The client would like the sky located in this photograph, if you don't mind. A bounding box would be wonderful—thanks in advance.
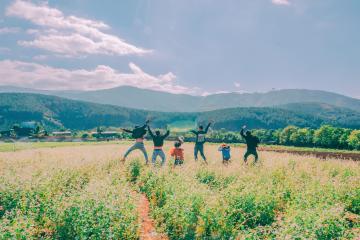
[0,0,359,98]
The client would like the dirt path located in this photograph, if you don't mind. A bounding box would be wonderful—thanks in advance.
[138,194,168,240]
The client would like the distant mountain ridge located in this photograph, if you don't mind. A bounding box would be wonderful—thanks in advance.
[1,85,359,112]
[0,93,359,131]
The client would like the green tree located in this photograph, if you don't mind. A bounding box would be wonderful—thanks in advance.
[271,129,281,144]
[81,133,89,139]
[280,126,299,145]
[252,129,273,143]
[289,128,313,147]
[313,125,342,148]
[347,130,360,150]
[338,129,351,149]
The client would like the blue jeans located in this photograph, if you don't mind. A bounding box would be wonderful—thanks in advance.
[152,149,166,166]
[124,142,148,163]
[194,144,206,161]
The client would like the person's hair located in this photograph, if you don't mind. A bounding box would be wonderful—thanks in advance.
[174,141,181,148]
[155,130,160,135]
[198,125,204,130]
[221,143,229,149]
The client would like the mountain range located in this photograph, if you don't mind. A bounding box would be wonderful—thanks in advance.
[1,85,359,112]
[0,92,359,131]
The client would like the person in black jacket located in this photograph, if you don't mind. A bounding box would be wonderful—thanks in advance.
[190,122,212,163]
[240,125,260,164]
[121,120,149,163]
[147,125,170,166]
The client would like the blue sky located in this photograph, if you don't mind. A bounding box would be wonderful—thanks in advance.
[0,0,359,98]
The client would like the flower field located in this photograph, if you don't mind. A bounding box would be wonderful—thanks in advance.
[0,144,138,239]
[1,142,359,239]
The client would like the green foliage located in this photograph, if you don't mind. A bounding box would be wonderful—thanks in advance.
[196,170,235,189]
[126,159,143,183]
[204,125,359,150]
[344,188,360,215]
[81,133,89,138]
[289,128,314,146]
[0,168,139,240]
[56,199,137,240]
[225,193,277,229]
[1,93,360,132]
[280,126,299,145]
[314,125,344,148]
[314,217,349,240]
[130,158,359,240]
[348,130,360,150]
[196,170,218,187]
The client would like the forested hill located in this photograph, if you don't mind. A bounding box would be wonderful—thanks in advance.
[0,93,360,131]
[1,86,359,112]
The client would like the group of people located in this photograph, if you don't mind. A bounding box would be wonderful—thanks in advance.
[120,120,260,166]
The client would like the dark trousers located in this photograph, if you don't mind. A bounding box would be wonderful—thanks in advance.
[194,144,206,161]
[244,149,258,163]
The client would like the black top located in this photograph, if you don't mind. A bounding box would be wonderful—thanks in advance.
[148,126,170,147]
[240,129,260,150]
[123,123,148,139]
[191,123,211,145]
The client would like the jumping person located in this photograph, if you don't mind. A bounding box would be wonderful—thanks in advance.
[121,120,150,163]
[147,125,170,166]
[218,143,231,164]
[240,125,260,164]
[190,122,212,163]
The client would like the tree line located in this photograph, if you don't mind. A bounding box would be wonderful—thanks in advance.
[2,122,359,150]
[176,125,360,150]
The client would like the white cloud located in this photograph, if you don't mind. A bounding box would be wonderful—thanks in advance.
[6,0,151,57]
[0,60,196,94]
[33,55,48,61]
[0,47,11,53]
[0,27,20,34]
[271,0,290,6]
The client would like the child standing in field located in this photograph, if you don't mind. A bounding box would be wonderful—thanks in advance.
[170,140,184,166]
[218,143,231,164]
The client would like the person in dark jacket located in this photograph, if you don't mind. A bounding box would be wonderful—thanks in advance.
[121,120,150,163]
[190,122,212,163]
[147,125,170,166]
[240,125,260,164]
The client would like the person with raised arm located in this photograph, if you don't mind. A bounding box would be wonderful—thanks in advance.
[121,120,150,163]
[240,125,260,164]
[190,121,212,163]
[147,125,170,166]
